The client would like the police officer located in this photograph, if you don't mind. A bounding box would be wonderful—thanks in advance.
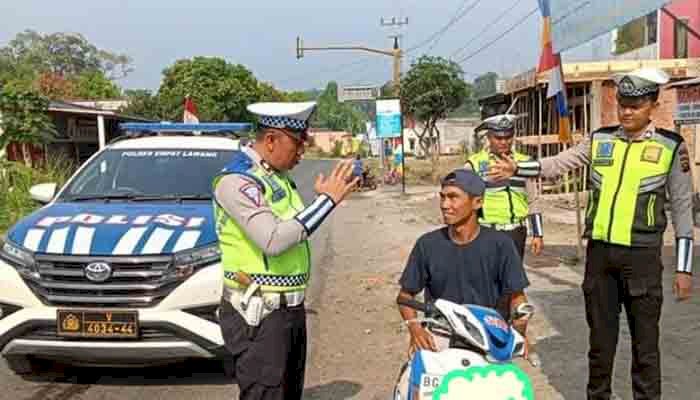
[213,101,358,400]
[489,68,694,400]
[465,114,544,260]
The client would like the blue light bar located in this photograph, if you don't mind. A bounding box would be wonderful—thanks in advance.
[119,122,253,133]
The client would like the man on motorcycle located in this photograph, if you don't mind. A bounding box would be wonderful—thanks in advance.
[396,168,531,354]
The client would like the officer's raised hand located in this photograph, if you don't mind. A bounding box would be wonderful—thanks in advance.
[315,160,359,204]
[674,273,693,301]
[487,154,517,181]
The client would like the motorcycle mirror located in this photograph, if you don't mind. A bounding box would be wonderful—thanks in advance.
[513,303,535,320]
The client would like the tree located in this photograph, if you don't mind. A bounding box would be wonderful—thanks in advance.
[312,82,367,134]
[3,30,132,79]
[401,55,468,160]
[72,71,122,99]
[448,82,479,118]
[0,87,56,165]
[157,57,262,122]
[473,72,499,100]
[34,72,77,99]
[120,89,164,120]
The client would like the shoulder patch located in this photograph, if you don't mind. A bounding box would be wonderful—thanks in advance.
[239,181,262,207]
[679,144,691,173]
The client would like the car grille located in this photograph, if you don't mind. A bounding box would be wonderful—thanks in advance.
[24,254,182,308]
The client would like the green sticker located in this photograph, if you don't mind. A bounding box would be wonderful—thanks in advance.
[432,364,535,400]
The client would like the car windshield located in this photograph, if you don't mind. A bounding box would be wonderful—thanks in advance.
[58,149,236,201]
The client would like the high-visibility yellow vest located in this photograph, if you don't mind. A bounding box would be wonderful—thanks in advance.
[468,150,531,224]
[213,151,310,292]
[585,126,681,247]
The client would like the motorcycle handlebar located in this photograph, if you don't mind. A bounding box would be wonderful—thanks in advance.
[397,298,434,315]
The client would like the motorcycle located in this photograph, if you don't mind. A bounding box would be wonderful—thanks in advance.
[393,298,536,400]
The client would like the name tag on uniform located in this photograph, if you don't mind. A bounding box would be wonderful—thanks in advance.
[593,158,614,166]
[596,142,615,158]
[641,145,662,163]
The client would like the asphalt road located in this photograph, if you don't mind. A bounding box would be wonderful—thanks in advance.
[0,159,337,400]
[531,244,700,400]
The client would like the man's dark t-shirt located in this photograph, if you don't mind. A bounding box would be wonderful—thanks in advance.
[399,227,529,313]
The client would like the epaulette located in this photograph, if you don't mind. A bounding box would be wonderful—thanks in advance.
[593,125,621,134]
[655,127,684,144]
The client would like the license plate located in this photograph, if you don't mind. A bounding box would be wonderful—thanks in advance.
[57,309,139,338]
[420,373,442,398]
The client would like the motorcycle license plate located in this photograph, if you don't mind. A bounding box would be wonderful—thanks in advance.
[420,374,442,398]
[57,309,139,338]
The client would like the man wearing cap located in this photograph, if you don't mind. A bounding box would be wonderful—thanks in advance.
[213,101,358,400]
[489,68,694,400]
[396,168,531,354]
[465,114,544,260]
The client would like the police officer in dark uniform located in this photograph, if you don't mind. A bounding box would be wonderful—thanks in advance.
[212,101,358,400]
[488,68,694,400]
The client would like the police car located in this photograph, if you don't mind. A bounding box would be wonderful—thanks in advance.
[0,123,251,374]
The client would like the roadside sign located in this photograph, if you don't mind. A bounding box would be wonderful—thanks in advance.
[375,99,402,138]
[676,85,700,123]
[338,85,380,102]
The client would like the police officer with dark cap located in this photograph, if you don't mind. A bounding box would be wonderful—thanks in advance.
[213,101,359,399]
[465,114,544,260]
[489,68,694,400]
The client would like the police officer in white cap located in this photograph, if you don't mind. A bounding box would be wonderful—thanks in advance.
[488,68,694,400]
[212,101,358,400]
[465,114,544,261]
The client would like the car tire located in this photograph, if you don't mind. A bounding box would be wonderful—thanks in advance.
[4,355,44,376]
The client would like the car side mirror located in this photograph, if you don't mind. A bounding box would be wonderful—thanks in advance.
[30,183,57,204]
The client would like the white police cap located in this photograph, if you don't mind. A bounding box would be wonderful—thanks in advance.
[613,68,670,98]
[475,114,516,137]
[247,101,317,133]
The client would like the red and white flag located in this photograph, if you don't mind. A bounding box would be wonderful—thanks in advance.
[183,95,199,123]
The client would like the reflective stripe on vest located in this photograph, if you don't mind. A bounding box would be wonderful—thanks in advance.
[586,130,678,247]
[469,150,531,224]
[213,153,311,292]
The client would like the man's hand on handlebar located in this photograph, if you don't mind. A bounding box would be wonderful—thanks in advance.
[407,322,437,354]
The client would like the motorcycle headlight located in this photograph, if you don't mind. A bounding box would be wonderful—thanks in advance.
[170,243,221,279]
[0,236,38,278]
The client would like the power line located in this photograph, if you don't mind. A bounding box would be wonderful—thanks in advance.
[406,0,482,54]
[449,0,523,61]
[455,7,538,65]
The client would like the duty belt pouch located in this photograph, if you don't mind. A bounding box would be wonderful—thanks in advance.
[227,284,279,328]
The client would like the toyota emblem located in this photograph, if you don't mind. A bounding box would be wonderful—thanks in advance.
[84,262,112,283]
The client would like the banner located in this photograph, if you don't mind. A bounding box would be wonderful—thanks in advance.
[550,0,671,53]
[375,99,402,138]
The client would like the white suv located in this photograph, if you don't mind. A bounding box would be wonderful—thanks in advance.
[0,124,248,374]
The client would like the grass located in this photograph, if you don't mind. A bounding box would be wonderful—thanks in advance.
[366,154,466,185]
[0,156,75,234]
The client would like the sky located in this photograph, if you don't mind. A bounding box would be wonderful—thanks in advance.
[0,0,610,92]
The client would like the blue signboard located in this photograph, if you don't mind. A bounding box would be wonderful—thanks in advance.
[376,99,402,138]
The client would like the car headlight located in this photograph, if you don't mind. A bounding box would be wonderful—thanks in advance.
[169,243,221,279]
[0,236,39,278]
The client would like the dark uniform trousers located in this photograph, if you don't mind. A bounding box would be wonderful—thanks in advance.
[503,226,528,261]
[220,296,307,400]
[583,240,663,400]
